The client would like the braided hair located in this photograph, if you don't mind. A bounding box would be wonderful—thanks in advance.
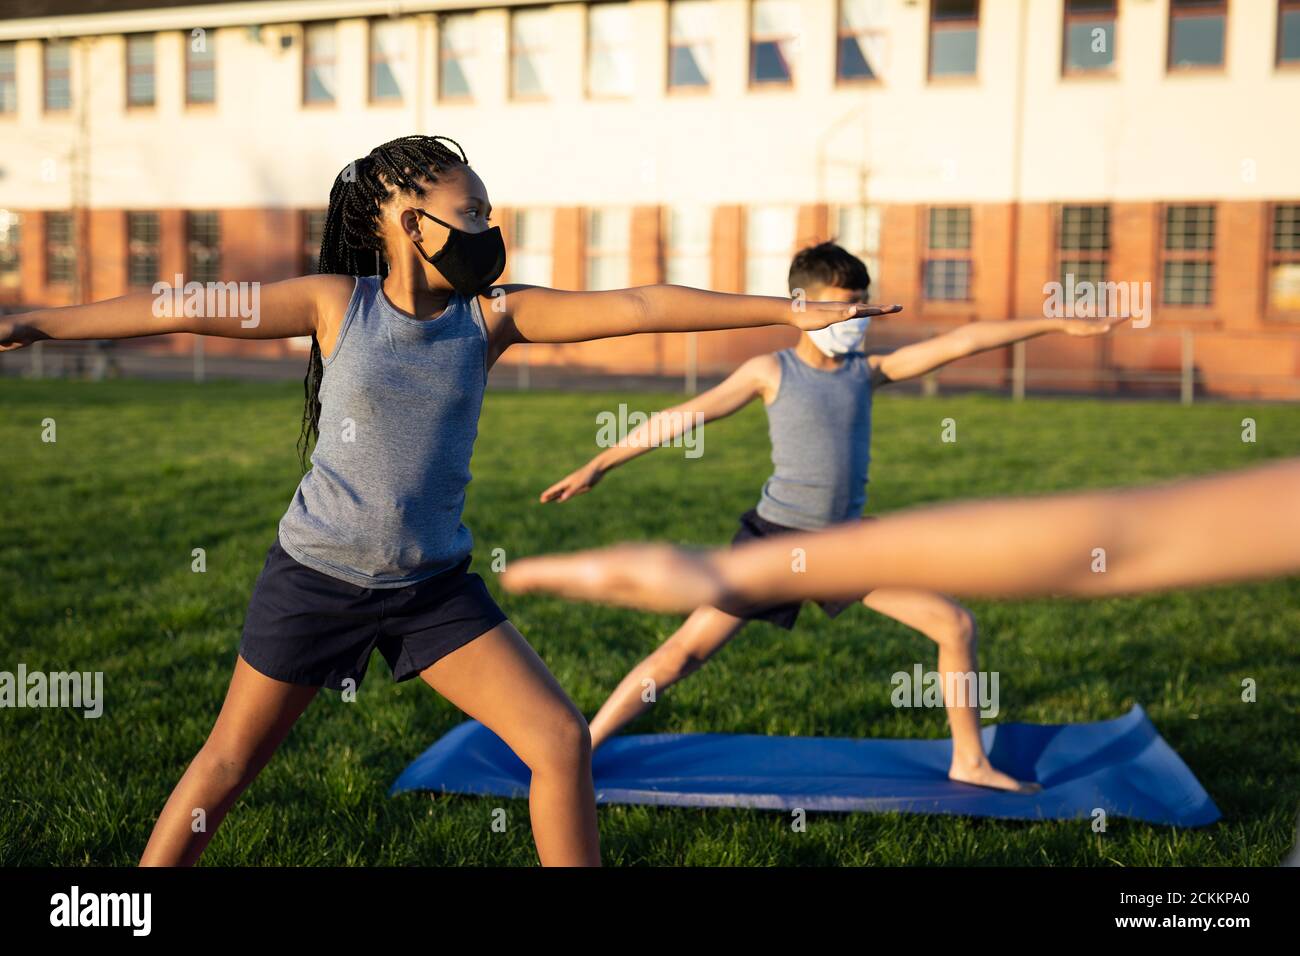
[299,134,470,469]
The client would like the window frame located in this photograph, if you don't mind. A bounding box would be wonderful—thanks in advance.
[743,204,797,296]
[0,211,21,289]
[1267,202,1300,319]
[125,210,160,290]
[368,18,407,105]
[1061,0,1118,78]
[44,210,77,287]
[1159,203,1217,310]
[1167,0,1228,73]
[836,0,885,86]
[184,29,216,106]
[662,205,714,289]
[508,208,556,287]
[302,21,337,107]
[0,41,15,117]
[928,0,980,82]
[1054,204,1113,315]
[124,33,156,110]
[584,207,632,291]
[667,0,714,93]
[438,11,477,103]
[1279,0,1300,68]
[44,39,73,113]
[510,7,552,102]
[921,205,974,304]
[302,208,327,276]
[186,210,222,285]
[748,0,799,90]
[587,2,635,100]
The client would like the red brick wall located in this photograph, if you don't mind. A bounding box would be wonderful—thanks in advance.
[4,200,1298,397]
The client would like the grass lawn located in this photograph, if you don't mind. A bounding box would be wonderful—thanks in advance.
[2,378,1298,866]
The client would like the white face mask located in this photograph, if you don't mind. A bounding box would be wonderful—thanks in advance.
[807,315,872,357]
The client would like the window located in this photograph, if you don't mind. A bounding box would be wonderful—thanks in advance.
[589,3,634,98]
[1280,0,1300,65]
[439,13,477,100]
[929,0,978,78]
[669,0,713,90]
[45,40,72,112]
[124,34,156,107]
[302,209,326,274]
[510,209,555,286]
[1057,205,1110,310]
[1169,0,1226,70]
[1268,203,1300,313]
[45,211,76,285]
[664,206,712,288]
[838,0,885,82]
[186,29,215,104]
[750,0,798,87]
[834,204,881,289]
[512,8,552,99]
[126,212,159,288]
[303,22,336,105]
[1063,0,1116,73]
[586,208,630,290]
[187,212,221,284]
[1,42,18,114]
[370,19,407,102]
[1161,205,1215,306]
[923,207,972,301]
[0,210,20,288]
[745,205,796,295]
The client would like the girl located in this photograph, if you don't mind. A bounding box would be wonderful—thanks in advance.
[0,134,897,867]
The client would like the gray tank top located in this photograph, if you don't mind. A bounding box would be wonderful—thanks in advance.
[277,275,489,588]
[756,348,874,530]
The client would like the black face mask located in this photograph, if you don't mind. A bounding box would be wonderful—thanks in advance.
[411,209,507,298]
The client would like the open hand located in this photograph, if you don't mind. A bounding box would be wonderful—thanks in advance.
[1061,314,1131,337]
[793,301,902,332]
[0,319,48,352]
[540,461,607,503]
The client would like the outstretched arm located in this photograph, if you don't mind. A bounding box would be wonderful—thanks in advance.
[481,284,901,356]
[870,314,1126,384]
[540,355,774,502]
[0,274,350,350]
[502,458,1300,613]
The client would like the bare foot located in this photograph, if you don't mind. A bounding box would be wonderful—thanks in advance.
[948,761,1042,794]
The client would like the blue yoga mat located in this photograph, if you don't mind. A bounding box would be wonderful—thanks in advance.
[391,703,1219,827]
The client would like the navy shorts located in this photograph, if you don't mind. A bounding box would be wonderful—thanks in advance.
[728,509,860,630]
[238,538,508,691]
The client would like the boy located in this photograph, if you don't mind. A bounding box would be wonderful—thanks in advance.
[542,242,1125,792]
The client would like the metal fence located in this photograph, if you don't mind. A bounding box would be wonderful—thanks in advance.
[5,326,1300,404]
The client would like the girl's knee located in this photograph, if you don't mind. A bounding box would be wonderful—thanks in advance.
[523,706,592,775]
[191,743,259,791]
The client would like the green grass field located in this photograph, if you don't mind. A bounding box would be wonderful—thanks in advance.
[2,378,1298,866]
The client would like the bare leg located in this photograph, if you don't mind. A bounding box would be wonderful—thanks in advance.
[588,606,746,750]
[140,656,319,866]
[419,621,600,866]
[861,589,1039,794]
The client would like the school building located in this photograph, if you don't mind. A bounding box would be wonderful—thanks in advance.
[0,0,1298,396]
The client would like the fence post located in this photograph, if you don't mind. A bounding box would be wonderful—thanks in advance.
[922,371,938,398]
[517,342,530,390]
[193,337,205,384]
[685,332,698,396]
[1011,340,1026,401]
[1180,328,1194,406]
[32,340,45,379]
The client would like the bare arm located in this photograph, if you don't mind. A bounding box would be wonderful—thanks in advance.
[539,355,776,502]
[482,284,900,356]
[502,458,1300,613]
[870,315,1125,384]
[0,274,352,350]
